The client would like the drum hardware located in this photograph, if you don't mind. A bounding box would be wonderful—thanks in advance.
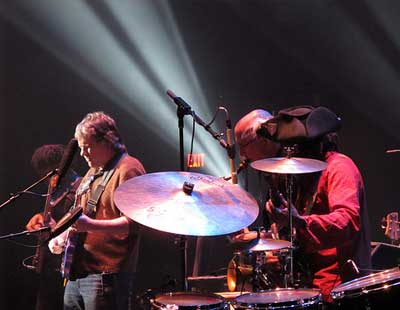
[250,260,274,292]
[227,248,291,292]
[250,151,327,287]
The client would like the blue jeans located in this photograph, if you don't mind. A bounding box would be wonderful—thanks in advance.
[64,273,137,310]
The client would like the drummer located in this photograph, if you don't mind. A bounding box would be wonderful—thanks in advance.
[232,109,281,239]
[234,106,371,302]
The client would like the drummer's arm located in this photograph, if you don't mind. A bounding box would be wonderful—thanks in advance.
[74,214,130,234]
[232,228,274,242]
[297,159,362,251]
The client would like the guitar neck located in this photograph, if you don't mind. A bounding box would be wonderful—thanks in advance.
[32,175,59,274]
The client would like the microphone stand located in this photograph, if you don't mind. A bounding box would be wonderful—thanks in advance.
[170,91,192,291]
[0,170,56,212]
[0,226,50,240]
[167,90,232,291]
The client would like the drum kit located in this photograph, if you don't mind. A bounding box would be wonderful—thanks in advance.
[114,156,400,310]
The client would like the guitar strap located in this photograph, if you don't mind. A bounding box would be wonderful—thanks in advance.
[86,151,125,215]
[85,168,115,215]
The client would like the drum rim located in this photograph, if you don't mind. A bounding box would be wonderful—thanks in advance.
[233,288,322,307]
[331,267,400,300]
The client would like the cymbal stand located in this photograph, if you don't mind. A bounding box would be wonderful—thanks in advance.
[283,146,296,287]
[175,97,192,291]
[285,173,295,287]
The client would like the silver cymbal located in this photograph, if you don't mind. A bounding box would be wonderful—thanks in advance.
[246,238,292,251]
[114,171,259,236]
[250,157,327,174]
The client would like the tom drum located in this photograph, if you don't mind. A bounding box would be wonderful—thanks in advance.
[331,267,400,309]
[233,288,322,310]
[151,292,228,310]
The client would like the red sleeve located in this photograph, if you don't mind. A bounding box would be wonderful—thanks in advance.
[297,153,363,252]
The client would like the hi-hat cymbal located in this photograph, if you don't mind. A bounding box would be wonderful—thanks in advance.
[114,171,259,236]
[250,157,327,174]
[246,238,292,251]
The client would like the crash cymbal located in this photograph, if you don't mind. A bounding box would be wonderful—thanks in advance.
[250,157,327,174]
[246,238,292,251]
[114,171,259,236]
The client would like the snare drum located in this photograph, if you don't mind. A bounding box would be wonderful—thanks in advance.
[331,267,400,309]
[233,288,322,310]
[151,292,228,310]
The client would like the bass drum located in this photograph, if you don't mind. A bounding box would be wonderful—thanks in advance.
[233,289,322,310]
[151,292,228,310]
[331,267,400,309]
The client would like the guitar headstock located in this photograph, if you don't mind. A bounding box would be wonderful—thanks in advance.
[382,212,399,242]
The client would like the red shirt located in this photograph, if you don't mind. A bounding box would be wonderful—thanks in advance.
[297,151,371,300]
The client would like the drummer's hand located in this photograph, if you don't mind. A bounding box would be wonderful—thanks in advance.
[232,230,273,242]
[265,199,306,229]
[232,230,258,242]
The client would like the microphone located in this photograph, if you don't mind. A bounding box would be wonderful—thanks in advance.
[54,138,78,187]
[221,107,237,184]
[44,206,83,242]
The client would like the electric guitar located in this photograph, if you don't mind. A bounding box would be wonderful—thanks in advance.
[60,175,94,279]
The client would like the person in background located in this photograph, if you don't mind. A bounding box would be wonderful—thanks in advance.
[26,144,81,310]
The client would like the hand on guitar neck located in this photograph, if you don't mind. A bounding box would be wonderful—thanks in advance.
[26,213,56,231]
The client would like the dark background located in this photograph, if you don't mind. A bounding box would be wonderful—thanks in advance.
[1,1,400,309]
